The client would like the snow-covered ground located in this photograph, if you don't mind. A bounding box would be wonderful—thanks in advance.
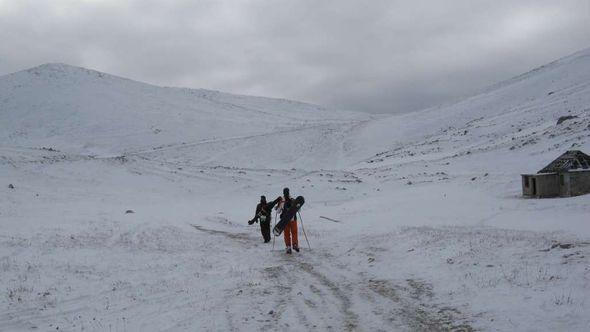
[1,49,590,331]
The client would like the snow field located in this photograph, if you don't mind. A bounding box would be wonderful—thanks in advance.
[2,49,590,330]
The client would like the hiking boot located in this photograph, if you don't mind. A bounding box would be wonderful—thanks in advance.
[293,245,300,252]
[286,247,292,254]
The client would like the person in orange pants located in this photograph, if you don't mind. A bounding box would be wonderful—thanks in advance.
[277,187,299,254]
[284,217,298,253]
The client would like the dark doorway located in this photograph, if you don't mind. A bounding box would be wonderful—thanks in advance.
[532,178,537,196]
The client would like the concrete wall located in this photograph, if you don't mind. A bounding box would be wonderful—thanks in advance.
[522,175,534,197]
[559,173,569,197]
[536,174,560,198]
[523,171,590,198]
[568,171,590,197]
[522,174,559,198]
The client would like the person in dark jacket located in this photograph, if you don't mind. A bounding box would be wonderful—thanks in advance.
[248,195,281,243]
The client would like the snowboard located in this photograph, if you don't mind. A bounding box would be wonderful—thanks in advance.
[273,196,305,236]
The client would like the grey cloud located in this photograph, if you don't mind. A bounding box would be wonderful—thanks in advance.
[0,0,589,113]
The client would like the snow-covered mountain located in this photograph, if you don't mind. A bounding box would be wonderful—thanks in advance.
[0,63,366,166]
[1,49,590,331]
[351,47,590,170]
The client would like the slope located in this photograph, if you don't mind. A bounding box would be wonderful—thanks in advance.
[2,48,590,331]
[348,47,590,171]
[0,63,367,168]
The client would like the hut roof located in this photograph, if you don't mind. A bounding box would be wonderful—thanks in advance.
[538,150,590,174]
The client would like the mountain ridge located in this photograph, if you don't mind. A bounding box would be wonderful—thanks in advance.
[2,62,336,113]
[1,47,589,169]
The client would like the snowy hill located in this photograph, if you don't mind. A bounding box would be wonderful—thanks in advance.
[1,49,590,331]
[0,63,367,166]
[350,47,590,169]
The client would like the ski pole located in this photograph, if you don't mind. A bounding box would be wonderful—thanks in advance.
[298,212,311,250]
[272,210,277,250]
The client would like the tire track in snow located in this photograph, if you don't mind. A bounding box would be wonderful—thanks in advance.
[125,123,345,157]
[190,224,254,245]
[188,222,359,330]
[298,261,359,331]
[257,252,361,331]
[365,278,469,331]
[190,221,473,331]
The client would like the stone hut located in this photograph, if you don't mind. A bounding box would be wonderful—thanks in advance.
[522,150,590,198]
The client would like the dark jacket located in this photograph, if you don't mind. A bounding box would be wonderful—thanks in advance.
[251,198,280,224]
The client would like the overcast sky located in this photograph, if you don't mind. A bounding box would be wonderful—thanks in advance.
[1,0,589,113]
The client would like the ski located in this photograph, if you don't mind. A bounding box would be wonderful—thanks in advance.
[319,215,341,223]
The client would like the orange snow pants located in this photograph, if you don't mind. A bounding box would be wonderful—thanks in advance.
[283,219,298,248]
